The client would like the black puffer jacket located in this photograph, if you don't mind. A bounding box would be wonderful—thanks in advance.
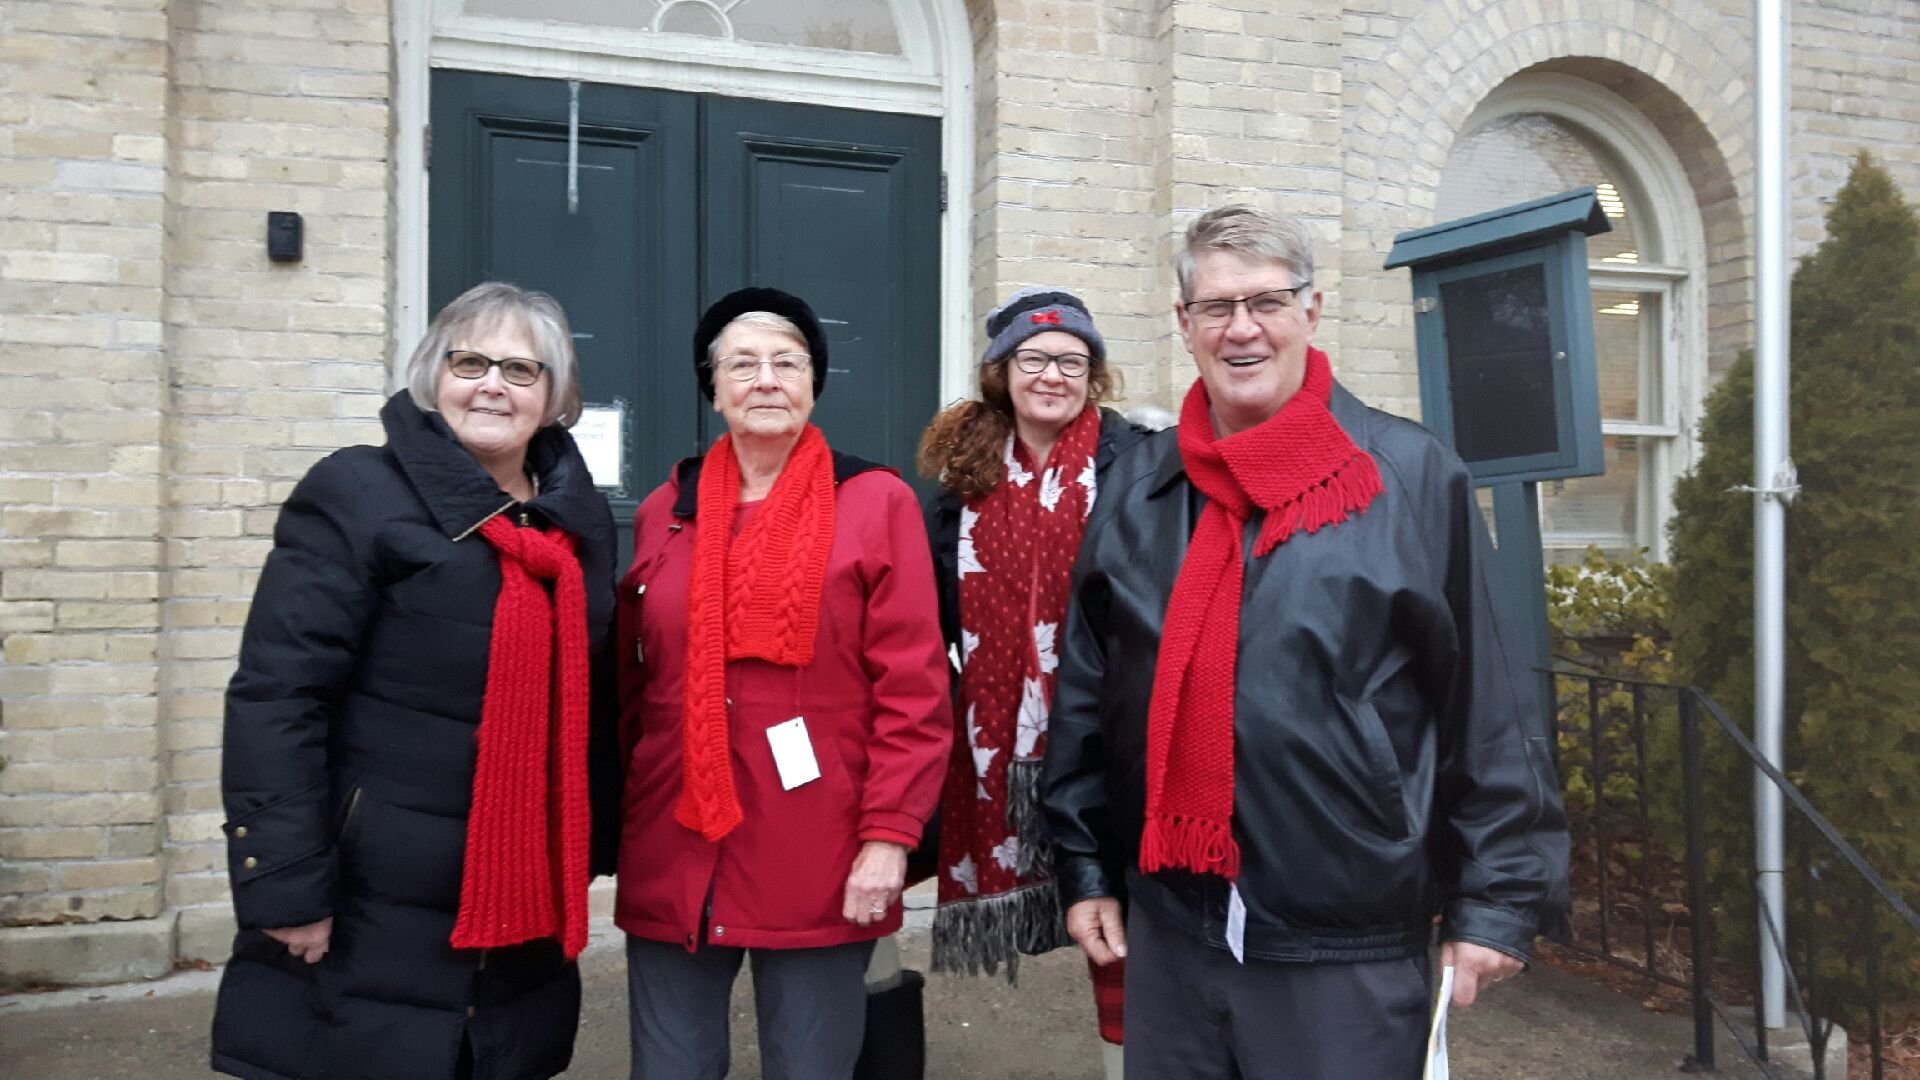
[1041,384,1568,964]
[210,393,619,1080]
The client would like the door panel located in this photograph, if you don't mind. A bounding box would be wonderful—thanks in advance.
[430,74,942,566]
[702,96,942,485]
[430,71,700,561]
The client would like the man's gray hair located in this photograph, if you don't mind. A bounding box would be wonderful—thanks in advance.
[404,281,583,428]
[1175,205,1316,308]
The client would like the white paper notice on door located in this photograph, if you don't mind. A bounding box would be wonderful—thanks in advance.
[574,403,624,490]
[1423,964,1455,1080]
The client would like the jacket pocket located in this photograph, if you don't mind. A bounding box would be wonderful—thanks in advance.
[1346,699,1411,841]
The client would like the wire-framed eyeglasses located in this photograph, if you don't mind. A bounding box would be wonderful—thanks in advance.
[1182,284,1312,327]
[717,353,812,382]
[445,350,547,387]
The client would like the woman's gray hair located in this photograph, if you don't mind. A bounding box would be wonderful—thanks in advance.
[1174,205,1316,311]
[404,281,583,428]
[705,311,807,362]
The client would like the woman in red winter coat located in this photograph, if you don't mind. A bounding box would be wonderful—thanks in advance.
[614,287,952,1079]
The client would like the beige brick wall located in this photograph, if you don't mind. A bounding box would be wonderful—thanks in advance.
[969,0,1349,411]
[966,0,1170,404]
[1,0,171,929]
[3,0,1916,980]
[159,0,393,915]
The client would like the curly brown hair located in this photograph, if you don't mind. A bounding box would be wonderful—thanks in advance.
[916,358,1120,500]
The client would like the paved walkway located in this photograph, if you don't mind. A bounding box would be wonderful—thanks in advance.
[0,919,1772,1079]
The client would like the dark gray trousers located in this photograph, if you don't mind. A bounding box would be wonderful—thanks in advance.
[625,934,876,1080]
[1123,901,1433,1080]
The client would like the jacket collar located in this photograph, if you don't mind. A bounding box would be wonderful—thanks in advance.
[668,444,892,519]
[1147,380,1371,499]
[380,391,605,540]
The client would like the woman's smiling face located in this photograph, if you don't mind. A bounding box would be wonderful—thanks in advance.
[1006,329,1093,437]
[436,317,550,464]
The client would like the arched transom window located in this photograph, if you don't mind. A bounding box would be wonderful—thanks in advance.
[461,0,904,54]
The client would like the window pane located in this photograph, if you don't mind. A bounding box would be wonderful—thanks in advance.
[1436,113,1648,266]
[732,0,901,54]
[461,0,904,54]
[1593,288,1662,425]
[659,2,725,36]
[466,0,656,32]
[1541,435,1640,557]
[1441,263,1559,463]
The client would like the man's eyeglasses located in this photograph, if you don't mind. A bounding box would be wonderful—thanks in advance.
[445,350,547,387]
[1011,349,1091,378]
[717,353,812,382]
[1182,284,1312,327]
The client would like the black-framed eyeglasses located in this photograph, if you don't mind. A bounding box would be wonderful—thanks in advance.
[1010,349,1091,378]
[445,350,547,387]
[716,352,812,382]
[1182,284,1312,326]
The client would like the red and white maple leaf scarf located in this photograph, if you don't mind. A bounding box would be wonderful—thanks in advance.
[932,405,1101,977]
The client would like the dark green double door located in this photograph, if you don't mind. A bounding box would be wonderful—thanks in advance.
[430,70,942,556]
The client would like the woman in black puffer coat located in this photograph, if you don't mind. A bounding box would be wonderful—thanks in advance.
[210,282,619,1080]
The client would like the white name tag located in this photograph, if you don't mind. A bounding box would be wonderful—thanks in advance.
[766,717,821,791]
[1226,883,1247,964]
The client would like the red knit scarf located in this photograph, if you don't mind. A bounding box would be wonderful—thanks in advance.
[1140,348,1384,880]
[936,407,1101,930]
[676,425,836,842]
[451,515,592,960]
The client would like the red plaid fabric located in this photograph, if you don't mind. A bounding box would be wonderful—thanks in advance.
[1088,956,1126,1045]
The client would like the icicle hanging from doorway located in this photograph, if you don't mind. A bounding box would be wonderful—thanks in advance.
[567,80,581,215]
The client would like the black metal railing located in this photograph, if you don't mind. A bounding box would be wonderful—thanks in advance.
[1550,667,1920,1078]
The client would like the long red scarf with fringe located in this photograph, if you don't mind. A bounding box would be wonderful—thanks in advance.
[452,515,591,960]
[933,406,1100,972]
[676,425,836,842]
[1140,348,1384,880]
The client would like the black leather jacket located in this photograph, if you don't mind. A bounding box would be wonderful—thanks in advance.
[1040,383,1568,964]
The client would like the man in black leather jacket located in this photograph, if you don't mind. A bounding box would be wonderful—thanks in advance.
[1040,206,1568,1078]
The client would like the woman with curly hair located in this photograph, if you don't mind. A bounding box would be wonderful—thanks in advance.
[919,287,1148,1075]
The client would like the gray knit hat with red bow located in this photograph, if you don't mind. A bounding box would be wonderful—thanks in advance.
[981,288,1106,366]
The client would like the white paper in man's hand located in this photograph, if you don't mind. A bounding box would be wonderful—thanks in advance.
[1422,964,1455,1080]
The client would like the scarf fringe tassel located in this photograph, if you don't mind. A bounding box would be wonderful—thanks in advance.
[930,882,1073,983]
[1255,452,1385,556]
[1139,813,1241,880]
[1005,760,1054,878]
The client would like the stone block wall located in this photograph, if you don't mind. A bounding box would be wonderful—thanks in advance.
[159,0,393,934]
[1,0,172,940]
[967,0,1352,410]
[0,0,393,982]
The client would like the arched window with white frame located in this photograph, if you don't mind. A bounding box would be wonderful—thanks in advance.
[1435,74,1707,562]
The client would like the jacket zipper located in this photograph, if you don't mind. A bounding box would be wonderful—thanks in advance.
[336,786,363,840]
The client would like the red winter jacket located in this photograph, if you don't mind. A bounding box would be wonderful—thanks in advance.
[614,451,952,951]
